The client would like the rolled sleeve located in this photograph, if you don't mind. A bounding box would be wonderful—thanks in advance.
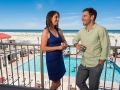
[72,30,81,45]
[99,28,110,60]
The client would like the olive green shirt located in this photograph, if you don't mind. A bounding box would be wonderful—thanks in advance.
[72,23,110,67]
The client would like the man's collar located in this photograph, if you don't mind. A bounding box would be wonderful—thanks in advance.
[85,23,97,30]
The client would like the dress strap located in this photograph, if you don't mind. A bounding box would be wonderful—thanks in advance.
[57,30,61,38]
[47,29,52,35]
[47,29,50,33]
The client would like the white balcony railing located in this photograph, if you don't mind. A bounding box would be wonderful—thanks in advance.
[0,42,120,90]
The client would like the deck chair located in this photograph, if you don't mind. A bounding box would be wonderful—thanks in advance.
[25,78,33,87]
[10,75,21,85]
[36,80,41,88]
[3,74,13,84]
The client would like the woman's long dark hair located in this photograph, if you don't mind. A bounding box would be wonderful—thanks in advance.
[45,11,59,31]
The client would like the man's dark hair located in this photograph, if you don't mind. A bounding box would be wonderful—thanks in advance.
[45,10,59,31]
[83,8,97,21]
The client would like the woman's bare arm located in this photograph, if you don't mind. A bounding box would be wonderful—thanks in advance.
[41,29,66,52]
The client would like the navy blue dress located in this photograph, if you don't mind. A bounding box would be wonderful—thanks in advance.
[46,30,66,81]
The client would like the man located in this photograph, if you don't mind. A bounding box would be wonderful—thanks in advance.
[72,8,110,90]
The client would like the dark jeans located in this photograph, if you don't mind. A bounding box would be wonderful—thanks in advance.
[76,64,103,90]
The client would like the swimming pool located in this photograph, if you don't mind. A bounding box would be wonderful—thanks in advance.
[16,55,120,83]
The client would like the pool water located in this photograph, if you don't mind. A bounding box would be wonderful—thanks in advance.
[16,55,120,83]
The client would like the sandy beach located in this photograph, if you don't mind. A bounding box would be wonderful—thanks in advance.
[2,32,120,55]
[3,32,120,47]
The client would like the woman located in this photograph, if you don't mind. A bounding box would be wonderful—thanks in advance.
[41,11,67,90]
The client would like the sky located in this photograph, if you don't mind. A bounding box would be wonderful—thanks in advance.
[0,0,120,30]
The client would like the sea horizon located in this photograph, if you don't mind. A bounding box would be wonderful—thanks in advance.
[0,29,120,33]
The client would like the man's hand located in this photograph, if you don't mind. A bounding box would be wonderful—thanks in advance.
[99,60,105,65]
[74,43,81,51]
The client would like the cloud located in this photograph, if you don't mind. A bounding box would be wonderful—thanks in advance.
[61,16,80,20]
[36,4,42,10]
[48,0,55,4]
[41,18,45,21]
[65,13,78,15]
[58,15,82,29]
[102,17,118,21]
[103,19,117,21]
[31,18,38,20]
[104,24,120,27]
[100,12,109,15]
[59,21,82,29]
[25,22,46,29]
[102,24,120,29]
[116,16,120,19]
[25,22,40,28]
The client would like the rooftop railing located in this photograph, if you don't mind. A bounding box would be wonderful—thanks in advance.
[0,42,120,90]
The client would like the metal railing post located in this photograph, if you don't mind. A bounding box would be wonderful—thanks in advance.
[40,47,44,89]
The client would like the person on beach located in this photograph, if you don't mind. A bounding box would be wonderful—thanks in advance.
[72,8,110,90]
[41,11,67,90]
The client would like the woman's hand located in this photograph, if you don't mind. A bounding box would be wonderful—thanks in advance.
[58,43,68,50]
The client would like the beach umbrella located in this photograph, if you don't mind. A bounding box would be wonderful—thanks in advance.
[0,33,11,39]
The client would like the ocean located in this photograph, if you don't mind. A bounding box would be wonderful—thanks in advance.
[0,29,120,33]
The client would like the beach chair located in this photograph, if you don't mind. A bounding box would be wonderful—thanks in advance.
[12,75,28,86]
[36,80,41,88]
[35,79,48,88]
[29,49,34,54]
[25,78,33,87]
[10,75,21,85]
[3,74,13,84]
[66,83,79,90]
